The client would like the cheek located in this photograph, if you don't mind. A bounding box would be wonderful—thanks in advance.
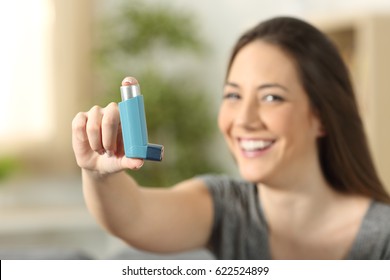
[262,105,316,150]
[218,105,231,135]
[267,105,319,146]
[261,106,295,134]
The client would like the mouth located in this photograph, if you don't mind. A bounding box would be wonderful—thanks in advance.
[238,138,276,157]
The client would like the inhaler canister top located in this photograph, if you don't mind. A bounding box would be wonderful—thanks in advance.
[120,77,141,101]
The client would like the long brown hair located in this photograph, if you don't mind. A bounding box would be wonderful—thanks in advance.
[227,16,390,203]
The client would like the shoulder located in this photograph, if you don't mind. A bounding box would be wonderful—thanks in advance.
[196,174,260,231]
[198,174,269,259]
[352,200,390,259]
[364,201,390,236]
[367,200,390,223]
[197,174,255,199]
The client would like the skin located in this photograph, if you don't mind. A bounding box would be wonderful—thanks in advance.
[220,41,324,187]
[72,41,370,259]
[220,40,370,259]
[72,78,213,253]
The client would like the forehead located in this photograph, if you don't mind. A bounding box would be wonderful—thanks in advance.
[228,40,301,87]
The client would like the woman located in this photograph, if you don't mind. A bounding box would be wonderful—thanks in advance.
[72,16,390,259]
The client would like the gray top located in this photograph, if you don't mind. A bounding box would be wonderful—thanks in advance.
[201,174,390,260]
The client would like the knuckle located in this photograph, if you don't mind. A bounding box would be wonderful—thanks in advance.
[72,112,86,130]
[102,108,119,128]
[86,123,101,134]
[106,102,118,109]
[102,114,118,128]
[89,105,102,114]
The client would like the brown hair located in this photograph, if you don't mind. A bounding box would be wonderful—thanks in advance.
[227,16,390,203]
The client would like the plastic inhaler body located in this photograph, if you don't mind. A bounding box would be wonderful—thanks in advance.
[118,82,164,161]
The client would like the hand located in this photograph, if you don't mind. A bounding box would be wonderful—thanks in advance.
[72,102,144,175]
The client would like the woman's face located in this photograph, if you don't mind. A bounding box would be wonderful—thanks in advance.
[219,40,323,184]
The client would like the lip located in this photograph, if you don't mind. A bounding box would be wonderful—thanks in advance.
[237,137,276,158]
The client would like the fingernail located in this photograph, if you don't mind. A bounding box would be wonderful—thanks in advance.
[106,150,113,157]
[136,161,144,169]
[98,149,105,155]
[122,77,138,86]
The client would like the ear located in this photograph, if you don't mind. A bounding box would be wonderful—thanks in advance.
[317,123,327,137]
[312,109,326,138]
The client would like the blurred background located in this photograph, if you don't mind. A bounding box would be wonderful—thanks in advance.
[1,0,390,259]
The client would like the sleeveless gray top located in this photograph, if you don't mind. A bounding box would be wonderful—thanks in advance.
[201,175,390,260]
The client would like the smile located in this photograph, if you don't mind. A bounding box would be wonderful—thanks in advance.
[238,138,276,157]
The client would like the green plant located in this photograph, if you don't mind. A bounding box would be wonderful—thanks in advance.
[0,156,19,182]
[93,0,222,186]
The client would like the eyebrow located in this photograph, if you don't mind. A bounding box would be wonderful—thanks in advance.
[225,82,289,92]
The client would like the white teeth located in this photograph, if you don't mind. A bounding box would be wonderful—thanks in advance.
[239,139,274,151]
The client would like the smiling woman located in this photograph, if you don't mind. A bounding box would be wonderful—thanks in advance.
[72,16,390,260]
[219,40,322,185]
[222,17,390,201]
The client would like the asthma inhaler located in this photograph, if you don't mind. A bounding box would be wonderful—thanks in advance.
[118,77,164,161]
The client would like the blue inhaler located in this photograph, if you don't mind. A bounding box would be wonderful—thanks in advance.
[118,77,164,161]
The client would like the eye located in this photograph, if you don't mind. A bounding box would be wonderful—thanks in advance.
[223,92,241,100]
[262,94,284,102]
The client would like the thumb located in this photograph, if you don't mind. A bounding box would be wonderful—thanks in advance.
[120,157,145,170]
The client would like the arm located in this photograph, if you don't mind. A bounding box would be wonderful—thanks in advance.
[72,83,213,253]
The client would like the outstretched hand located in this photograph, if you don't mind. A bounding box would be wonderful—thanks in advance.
[72,78,144,175]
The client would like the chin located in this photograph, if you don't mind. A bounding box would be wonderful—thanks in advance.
[239,166,269,183]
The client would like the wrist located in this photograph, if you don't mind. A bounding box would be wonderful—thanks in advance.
[82,168,118,182]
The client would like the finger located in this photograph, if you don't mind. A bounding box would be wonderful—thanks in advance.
[72,112,88,144]
[86,105,104,155]
[114,126,144,170]
[122,76,138,86]
[102,102,120,157]
[72,112,96,168]
[120,157,145,170]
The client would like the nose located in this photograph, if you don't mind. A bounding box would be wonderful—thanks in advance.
[234,98,264,130]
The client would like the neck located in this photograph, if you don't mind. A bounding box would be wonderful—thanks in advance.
[257,164,339,231]
[257,173,372,260]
